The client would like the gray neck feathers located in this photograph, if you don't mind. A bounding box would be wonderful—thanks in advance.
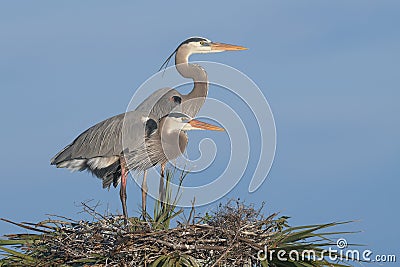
[175,47,208,117]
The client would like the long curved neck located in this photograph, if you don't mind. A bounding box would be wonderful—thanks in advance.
[175,47,208,102]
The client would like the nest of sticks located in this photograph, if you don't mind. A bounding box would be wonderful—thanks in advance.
[0,200,354,267]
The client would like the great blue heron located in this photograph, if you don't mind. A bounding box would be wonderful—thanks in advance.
[135,37,246,213]
[50,111,224,222]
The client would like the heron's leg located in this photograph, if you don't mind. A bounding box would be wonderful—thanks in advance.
[119,157,128,224]
[141,170,148,219]
[159,163,166,204]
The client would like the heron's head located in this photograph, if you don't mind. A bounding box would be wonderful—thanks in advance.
[178,37,247,55]
[159,37,247,70]
[161,112,224,133]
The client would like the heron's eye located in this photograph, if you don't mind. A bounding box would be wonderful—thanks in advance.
[199,41,205,45]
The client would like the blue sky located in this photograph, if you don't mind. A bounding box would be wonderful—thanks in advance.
[1,1,399,264]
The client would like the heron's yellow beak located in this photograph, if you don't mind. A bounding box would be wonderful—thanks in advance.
[211,42,248,51]
[187,119,225,131]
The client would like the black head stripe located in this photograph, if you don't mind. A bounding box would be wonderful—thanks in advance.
[171,96,182,104]
[180,37,208,46]
[145,119,158,137]
[159,37,209,71]
[167,112,189,119]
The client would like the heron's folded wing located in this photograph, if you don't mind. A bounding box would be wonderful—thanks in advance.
[135,87,182,118]
[50,111,154,164]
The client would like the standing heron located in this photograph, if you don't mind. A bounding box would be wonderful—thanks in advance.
[50,111,224,223]
[135,37,246,213]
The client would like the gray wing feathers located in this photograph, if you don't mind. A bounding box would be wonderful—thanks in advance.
[135,87,206,119]
[51,111,151,165]
[135,87,182,119]
[51,113,124,164]
[50,111,154,188]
